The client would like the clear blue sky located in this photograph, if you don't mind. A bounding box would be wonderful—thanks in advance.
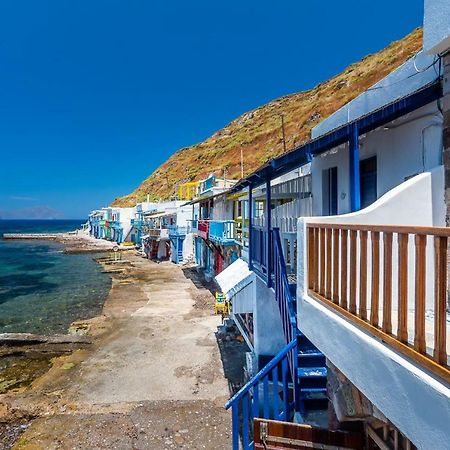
[0,0,423,218]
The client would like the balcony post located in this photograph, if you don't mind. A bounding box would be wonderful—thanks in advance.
[266,178,272,287]
[349,123,361,212]
[248,184,253,270]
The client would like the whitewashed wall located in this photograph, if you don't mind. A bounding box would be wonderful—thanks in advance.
[253,277,285,356]
[182,233,194,261]
[117,207,136,242]
[424,0,450,55]
[311,103,443,216]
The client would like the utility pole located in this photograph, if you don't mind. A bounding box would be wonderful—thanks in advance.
[240,148,244,179]
[280,113,287,152]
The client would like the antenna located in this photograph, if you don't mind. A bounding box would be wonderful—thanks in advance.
[279,113,287,152]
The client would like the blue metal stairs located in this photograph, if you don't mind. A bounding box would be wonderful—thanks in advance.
[275,230,328,419]
[297,332,328,414]
[225,228,328,449]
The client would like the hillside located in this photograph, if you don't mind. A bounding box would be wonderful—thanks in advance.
[113,28,423,207]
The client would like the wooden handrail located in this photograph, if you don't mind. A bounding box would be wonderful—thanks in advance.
[307,222,450,384]
[307,222,450,237]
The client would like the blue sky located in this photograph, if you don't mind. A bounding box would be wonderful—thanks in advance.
[0,0,423,218]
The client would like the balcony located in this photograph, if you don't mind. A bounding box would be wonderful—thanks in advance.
[132,219,145,229]
[167,225,189,236]
[197,220,209,240]
[190,219,198,233]
[209,220,236,245]
[147,228,169,239]
[297,220,450,449]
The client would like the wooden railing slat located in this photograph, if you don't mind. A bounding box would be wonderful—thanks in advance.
[308,227,315,290]
[314,228,319,291]
[382,232,393,334]
[414,234,426,354]
[371,231,380,327]
[434,236,448,365]
[359,230,368,320]
[340,229,348,310]
[320,228,326,297]
[326,228,332,299]
[398,233,409,344]
[332,228,340,305]
[349,230,357,314]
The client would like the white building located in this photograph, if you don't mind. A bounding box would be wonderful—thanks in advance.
[221,1,450,448]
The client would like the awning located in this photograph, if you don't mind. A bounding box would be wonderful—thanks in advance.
[215,258,253,300]
[142,211,172,218]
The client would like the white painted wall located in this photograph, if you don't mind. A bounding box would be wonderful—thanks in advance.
[116,207,136,242]
[296,294,450,450]
[424,0,450,55]
[157,240,168,259]
[213,195,233,220]
[303,166,445,329]
[182,233,194,261]
[311,103,443,216]
[253,277,285,357]
[175,205,193,229]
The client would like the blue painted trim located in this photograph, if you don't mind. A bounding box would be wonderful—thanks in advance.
[266,179,272,288]
[349,123,361,212]
[224,339,296,409]
[248,184,253,270]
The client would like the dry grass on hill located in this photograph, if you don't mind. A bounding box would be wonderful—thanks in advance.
[113,28,423,207]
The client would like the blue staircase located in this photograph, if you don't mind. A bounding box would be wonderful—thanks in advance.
[297,332,328,413]
[225,228,328,449]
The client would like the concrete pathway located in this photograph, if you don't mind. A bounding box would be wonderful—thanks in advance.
[3,256,231,449]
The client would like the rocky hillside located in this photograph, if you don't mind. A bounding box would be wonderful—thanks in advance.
[113,28,423,207]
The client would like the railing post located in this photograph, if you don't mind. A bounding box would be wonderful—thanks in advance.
[414,234,426,353]
[434,236,448,364]
[266,179,272,287]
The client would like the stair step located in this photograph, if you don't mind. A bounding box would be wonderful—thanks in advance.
[301,390,328,401]
[298,367,327,378]
[298,351,323,357]
[298,351,326,367]
[300,387,327,394]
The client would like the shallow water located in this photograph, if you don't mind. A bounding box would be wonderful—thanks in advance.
[0,220,111,335]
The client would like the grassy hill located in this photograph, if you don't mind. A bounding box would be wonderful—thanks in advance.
[113,28,423,207]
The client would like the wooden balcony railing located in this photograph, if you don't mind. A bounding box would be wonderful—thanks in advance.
[197,220,209,240]
[306,223,450,383]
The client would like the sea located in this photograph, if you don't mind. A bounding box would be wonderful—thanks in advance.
[0,220,111,335]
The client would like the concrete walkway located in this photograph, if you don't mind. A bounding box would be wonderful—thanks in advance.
[3,256,231,449]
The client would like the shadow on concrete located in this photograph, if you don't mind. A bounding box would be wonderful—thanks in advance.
[181,266,218,296]
[216,322,249,397]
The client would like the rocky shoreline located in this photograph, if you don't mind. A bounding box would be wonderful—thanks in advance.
[0,231,134,396]
[0,232,125,447]
[2,228,129,253]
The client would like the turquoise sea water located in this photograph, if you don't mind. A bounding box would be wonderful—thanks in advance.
[0,220,111,335]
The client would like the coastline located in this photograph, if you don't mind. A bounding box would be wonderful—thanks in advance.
[0,237,240,449]
[3,229,119,253]
[0,229,130,395]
